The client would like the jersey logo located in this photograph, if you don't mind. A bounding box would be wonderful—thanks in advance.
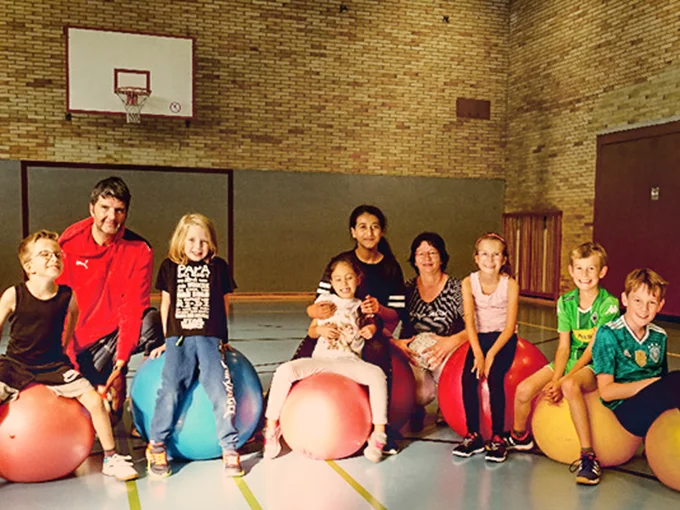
[623,349,632,358]
[635,350,647,367]
[605,304,618,315]
[75,259,89,270]
[649,343,661,364]
[591,312,598,324]
[573,328,595,344]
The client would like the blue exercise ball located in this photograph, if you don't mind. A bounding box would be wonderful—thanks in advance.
[130,347,263,460]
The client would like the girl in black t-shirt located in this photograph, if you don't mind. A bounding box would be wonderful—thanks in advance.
[145,214,243,479]
[293,205,406,454]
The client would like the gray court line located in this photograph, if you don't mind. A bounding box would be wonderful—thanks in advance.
[531,336,560,346]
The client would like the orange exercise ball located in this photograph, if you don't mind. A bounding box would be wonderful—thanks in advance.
[0,384,95,482]
[645,409,680,492]
[531,390,641,467]
[280,373,372,460]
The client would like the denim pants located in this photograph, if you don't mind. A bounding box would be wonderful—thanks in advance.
[149,335,239,451]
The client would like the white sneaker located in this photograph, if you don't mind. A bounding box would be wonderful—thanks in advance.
[102,454,138,481]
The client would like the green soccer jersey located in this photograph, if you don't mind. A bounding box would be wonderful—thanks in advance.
[592,316,668,410]
[555,287,620,373]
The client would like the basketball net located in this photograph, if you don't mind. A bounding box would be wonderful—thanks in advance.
[115,86,150,124]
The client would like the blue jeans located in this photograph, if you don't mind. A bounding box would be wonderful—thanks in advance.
[149,336,239,451]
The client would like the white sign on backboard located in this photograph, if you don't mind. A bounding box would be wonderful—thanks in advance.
[66,27,194,119]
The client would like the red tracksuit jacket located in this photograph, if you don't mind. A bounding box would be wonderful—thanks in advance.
[58,217,153,364]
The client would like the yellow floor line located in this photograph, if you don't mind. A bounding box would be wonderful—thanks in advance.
[126,480,142,510]
[234,478,263,510]
[326,460,387,510]
[517,320,556,332]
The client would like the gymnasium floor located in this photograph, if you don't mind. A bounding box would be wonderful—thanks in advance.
[1,299,679,510]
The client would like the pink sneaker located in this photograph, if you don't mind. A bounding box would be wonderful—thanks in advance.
[363,431,387,463]
[262,424,282,460]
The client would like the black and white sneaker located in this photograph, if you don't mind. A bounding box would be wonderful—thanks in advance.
[484,435,507,463]
[452,432,485,458]
[501,430,534,451]
[382,432,400,455]
[571,452,601,485]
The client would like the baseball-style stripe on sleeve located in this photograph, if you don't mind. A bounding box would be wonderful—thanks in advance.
[317,281,332,295]
[388,294,405,309]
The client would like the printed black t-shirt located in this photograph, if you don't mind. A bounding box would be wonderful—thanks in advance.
[155,257,236,339]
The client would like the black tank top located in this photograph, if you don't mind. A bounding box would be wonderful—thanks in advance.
[7,284,72,366]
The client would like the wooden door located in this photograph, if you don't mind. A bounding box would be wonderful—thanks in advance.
[594,122,680,317]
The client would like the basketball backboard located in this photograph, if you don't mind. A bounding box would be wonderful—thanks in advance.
[66,27,194,120]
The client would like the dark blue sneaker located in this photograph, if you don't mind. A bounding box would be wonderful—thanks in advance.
[570,452,601,485]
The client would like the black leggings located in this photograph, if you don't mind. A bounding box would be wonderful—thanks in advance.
[292,333,393,408]
[612,370,680,437]
[462,332,517,436]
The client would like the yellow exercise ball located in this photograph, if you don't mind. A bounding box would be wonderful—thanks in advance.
[531,390,641,467]
[645,409,680,492]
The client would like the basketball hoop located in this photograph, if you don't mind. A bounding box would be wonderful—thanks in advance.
[115,86,150,123]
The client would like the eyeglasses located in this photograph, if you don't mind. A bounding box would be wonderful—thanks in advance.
[32,250,62,261]
[415,250,439,259]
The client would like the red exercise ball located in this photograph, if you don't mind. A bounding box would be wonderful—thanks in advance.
[438,337,548,440]
[0,384,95,482]
[280,373,372,460]
[389,346,416,431]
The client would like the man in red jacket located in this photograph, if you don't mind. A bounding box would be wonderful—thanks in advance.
[58,176,162,418]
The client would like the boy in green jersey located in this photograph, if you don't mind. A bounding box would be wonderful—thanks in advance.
[501,242,619,485]
[593,268,679,438]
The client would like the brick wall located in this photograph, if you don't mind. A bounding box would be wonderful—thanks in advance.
[1,0,508,178]
[506,0,680,293]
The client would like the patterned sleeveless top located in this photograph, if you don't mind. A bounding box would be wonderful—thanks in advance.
[402,276,465,337]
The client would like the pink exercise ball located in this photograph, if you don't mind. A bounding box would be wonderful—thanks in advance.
[438,337,548,440]
[280,373,372,460]
[0,384,95,482]
[645,409,680,492]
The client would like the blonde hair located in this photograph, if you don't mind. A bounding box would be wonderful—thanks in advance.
[569,241,608,269]
[18,230,60,278]
[624,268,668,301]
[168,213,218,265]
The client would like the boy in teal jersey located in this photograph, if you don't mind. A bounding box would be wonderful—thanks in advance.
[502,242,619,485]
[593,268,679,438]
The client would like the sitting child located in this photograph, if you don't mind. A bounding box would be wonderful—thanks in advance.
[0,230,137,481]
[593,268,680,439]
[502,242,619,485]
[262,254,388,462]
